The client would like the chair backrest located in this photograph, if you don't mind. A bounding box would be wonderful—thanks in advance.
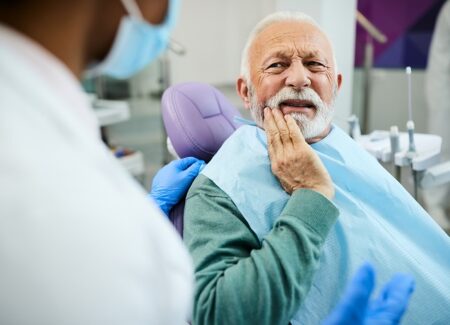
[161,82,243,236]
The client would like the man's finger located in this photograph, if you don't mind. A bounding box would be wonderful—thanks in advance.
[271,108,292,147]
[264,108,283,156]
[285,114,306,148]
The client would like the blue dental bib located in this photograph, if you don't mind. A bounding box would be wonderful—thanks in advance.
[202,125,450,324]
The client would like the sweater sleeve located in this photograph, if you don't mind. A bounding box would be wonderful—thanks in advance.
[184,174,339,325]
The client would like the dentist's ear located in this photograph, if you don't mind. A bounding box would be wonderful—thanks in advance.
[237,77,252,110]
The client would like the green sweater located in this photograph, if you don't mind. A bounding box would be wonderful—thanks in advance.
[184,175,339,325]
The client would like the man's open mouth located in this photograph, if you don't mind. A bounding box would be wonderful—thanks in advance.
[279,99,316,114]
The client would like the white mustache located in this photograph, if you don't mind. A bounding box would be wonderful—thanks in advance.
[248,84,335,139]
[265,87,325,111]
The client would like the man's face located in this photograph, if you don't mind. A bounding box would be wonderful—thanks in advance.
[238,20,342,141]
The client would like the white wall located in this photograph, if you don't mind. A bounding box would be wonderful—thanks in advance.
[169,0,274,85]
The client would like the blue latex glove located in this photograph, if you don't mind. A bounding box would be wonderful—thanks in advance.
[150,157,205,215]
[323,263,415,325]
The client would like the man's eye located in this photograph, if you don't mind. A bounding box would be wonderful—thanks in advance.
[306,61,327,71]
[267,62,287,69]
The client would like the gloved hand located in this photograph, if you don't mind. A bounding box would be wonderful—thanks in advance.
[150,157,205,215]
[323,263,415,325]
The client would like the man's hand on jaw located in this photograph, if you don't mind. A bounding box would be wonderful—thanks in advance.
[263,107,334,200]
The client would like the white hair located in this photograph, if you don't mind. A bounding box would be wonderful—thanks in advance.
[240,11,338,83]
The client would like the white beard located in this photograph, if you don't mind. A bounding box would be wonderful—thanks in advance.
[249,86,336,140]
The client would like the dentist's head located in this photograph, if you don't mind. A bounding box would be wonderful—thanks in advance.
[0,0,180,79]
[86,0,181,79]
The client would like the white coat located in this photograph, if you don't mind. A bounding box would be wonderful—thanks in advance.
[0,24,193,324]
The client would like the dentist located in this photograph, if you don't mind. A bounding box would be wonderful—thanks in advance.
[0,0,198,324]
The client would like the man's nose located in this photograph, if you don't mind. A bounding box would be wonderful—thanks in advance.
[285,61,311,89]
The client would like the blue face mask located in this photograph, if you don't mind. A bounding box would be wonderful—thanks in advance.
[86,0,180,79]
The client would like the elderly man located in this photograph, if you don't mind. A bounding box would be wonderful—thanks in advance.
[184,11,450,325]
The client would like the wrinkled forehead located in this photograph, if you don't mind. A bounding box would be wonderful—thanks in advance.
[249,21,334,68]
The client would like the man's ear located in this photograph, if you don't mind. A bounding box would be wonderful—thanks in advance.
[337,73,343,91]
[236,77,251,110]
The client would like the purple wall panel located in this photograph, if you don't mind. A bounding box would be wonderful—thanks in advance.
[355,0,446,68]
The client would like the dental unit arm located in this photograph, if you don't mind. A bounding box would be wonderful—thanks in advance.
[356,127,449,190]
[350,66,450,198]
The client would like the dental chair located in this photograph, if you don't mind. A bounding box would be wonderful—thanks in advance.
[161,82,243,236]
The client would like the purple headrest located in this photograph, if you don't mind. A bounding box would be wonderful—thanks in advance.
[161,82,242,162]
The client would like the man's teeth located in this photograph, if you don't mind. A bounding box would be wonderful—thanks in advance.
[281,102,313,108]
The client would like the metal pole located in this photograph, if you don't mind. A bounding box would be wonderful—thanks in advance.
[158,54,172,165]
[362,35,374,134]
